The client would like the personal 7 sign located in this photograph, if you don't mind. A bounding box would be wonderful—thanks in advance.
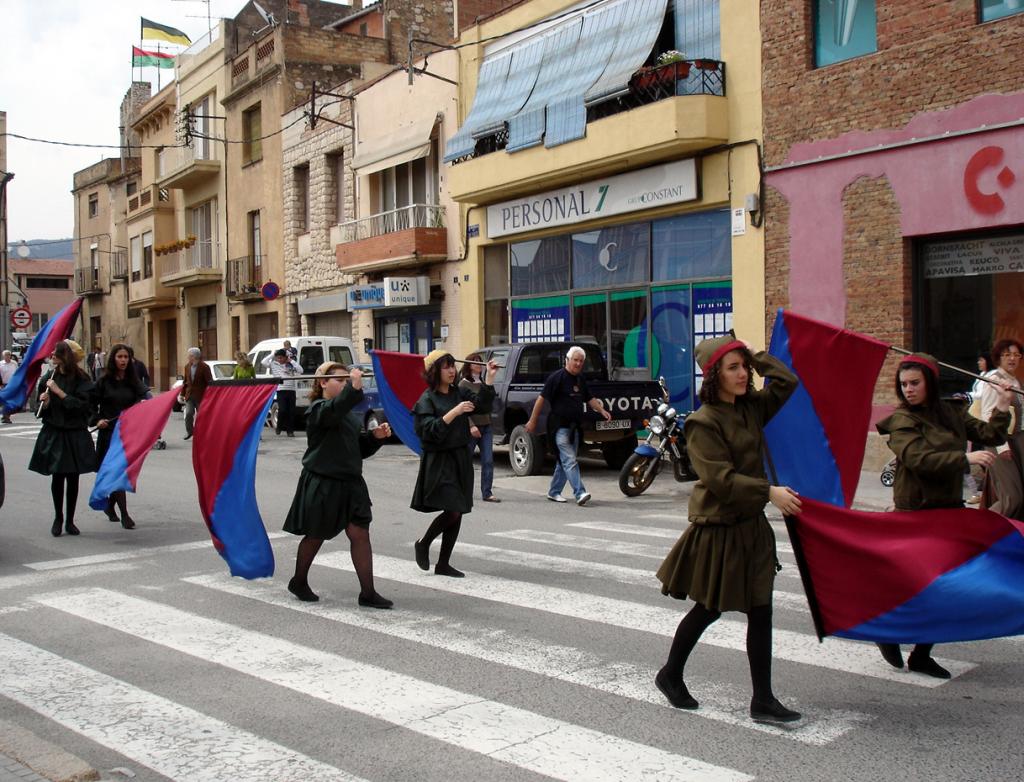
[10,307,31,329]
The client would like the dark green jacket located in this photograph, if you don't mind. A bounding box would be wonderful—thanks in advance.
[684,352,797,523]
[876,402,1009,510]
[302,382,382,479]
[414,383,495,452]
[37,370,94,430]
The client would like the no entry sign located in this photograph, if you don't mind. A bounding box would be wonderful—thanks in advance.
[10,307,31,330]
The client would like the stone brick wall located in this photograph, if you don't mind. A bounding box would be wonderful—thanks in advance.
[457,0,523,31]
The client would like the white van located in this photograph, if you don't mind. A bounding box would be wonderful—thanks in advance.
[248,336,356,427]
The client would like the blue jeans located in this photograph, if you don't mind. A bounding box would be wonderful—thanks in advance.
[550,426,585,499]
[468,424,494,498]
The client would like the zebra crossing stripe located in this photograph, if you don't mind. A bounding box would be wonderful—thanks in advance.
[0,633,366,782]
[454,542,810,613]
[318,554,972,687]
[0,562,136,591]
[568,521,796,555]
[487,529,802,579]
[36,588,753,782]
[184,573,868,746]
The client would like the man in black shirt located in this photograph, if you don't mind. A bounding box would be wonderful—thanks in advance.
[525,346,611,505]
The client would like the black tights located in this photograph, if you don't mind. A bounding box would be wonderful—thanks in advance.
[107,490,128,518]
[420,511,462,567]
[663,602,776,701]
[293,525,378,597]
[50,474,80,524]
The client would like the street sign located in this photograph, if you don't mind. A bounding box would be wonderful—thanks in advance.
[10,307,31,330]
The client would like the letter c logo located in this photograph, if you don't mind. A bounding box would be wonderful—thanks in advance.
[964,146,1016,216]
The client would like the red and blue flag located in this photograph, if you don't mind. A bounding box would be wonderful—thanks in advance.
[765,309,1024,642]
[369,350,426,455]
[89,389,177,510]
[0,297,83,414]
[193,383,277,579]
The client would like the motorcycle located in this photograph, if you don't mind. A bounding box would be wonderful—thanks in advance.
[618,379,696,496]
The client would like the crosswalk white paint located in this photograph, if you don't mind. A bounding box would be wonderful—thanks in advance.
[318,554,971,686]
[0,562,137,591]
[185,573,867,746]
[568,520,796,555]
[36,588,753,782]
[454,542,810,613]
[0,423,42,439]
[24,532,290,572]
[0,633,366,782]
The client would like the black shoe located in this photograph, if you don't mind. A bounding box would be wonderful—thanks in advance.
[655,668,698,709]
[907,653,951,679]
[104,503,119,523]
[434,564,465,578]
[121,515,136,530]
[51,518,62,537]
[414,540,429,571]
[286,432,294,437]
[877,642,904,669]
[64,520,80,536]
[183,433,192,440]
[287,577,319,602]
[358,592,394,609]
[275,429,281,436]
[750,697,802,724]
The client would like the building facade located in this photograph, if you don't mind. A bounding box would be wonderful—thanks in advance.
[761,1,1024,464]
[9,259,75,337]
[446,0,763,412]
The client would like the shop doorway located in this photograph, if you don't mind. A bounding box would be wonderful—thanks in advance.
[378,312,441,353]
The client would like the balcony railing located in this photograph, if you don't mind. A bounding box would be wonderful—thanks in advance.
[74,267,102,295]
[127,185,171,215]
[227,255,266,300]
[336,204,446,244]
[110,250,128,281]
[160,241,220,276]
[452,59,726,164]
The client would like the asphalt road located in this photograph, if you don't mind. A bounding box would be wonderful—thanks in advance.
[0,412,1021,781]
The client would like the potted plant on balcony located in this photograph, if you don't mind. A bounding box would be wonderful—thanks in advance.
[656,50,691,81]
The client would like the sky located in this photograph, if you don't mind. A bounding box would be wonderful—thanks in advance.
[1,0,354,246]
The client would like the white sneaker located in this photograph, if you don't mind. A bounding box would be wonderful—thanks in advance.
[576,492,591,506]
[547,494,567,503]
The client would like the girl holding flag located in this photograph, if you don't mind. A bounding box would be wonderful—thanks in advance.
[874,352,1013,678]
[284,362,394,607]
[655,335,804,724]
[91,344,148,529]
[29,340,98,537]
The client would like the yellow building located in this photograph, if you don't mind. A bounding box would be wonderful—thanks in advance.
[446,0,764,411]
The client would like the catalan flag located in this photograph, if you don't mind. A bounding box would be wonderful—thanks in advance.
[141,17,191,46]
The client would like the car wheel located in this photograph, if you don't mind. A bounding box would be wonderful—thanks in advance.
[509,425,545,476]
[267,401,279,431]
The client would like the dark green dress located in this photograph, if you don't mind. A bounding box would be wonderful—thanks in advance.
[29,370,98,476]
[284,383,383,538]
[411,382,495,514]
[656,352,797,612]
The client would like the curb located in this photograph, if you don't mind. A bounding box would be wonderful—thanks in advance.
[0,720,98,782]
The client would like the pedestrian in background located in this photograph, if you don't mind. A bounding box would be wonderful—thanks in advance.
[233,351,256,380]
[182,347,212,441]
[525,345,611,506]
[459,355,499,503]
[86,346,106,382]
[126,346,151,393]
[91,344,148,529]
[655,335,803,724]
[412,350,497,578]
[262,349,302,436]
[978,339,1022,436]
[0,350,19,423]
[875,353,1011,678]
[29,340,97,537]
[284,362,393,607]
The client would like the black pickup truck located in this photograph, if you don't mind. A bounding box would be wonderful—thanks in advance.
[467,341,664,476]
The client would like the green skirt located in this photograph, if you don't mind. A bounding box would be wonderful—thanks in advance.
[410,447,473,514]
[28,424,98,476]
[284,469,372,539]
[656,514,777,612]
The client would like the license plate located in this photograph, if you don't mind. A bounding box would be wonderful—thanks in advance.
[596,418,631,431]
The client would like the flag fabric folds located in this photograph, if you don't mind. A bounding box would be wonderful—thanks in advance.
[0,297,82,415]
[89,389,178,510]
[132,45,175,69]
[193,383,277,579]
[141,17,191,46]
[765,309,889,507]
[792,498,1024,643]
[369,350,426,455]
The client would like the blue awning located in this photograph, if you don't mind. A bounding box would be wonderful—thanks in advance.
[584,0,668,106]
[443,53,513,162]
[470,38,545,140]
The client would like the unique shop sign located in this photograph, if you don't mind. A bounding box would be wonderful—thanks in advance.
[921,234,1024,279]
[487,159,698,239]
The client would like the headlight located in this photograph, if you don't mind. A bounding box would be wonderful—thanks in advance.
[648,415,666,434]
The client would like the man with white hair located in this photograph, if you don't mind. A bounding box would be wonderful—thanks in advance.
[181,347,212,440]
[525,345,611,505]
[0,350,18,423]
